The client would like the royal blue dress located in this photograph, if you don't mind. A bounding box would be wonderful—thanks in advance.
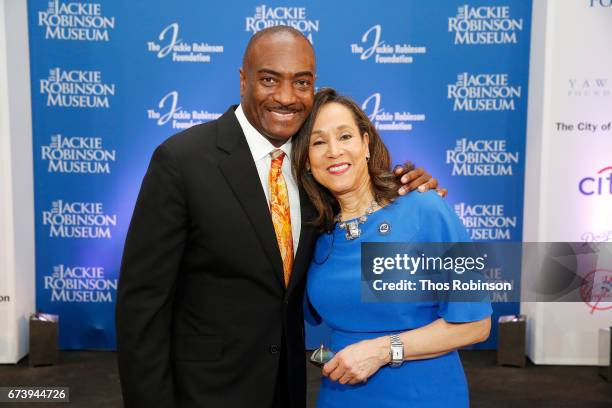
[307,191,492,408]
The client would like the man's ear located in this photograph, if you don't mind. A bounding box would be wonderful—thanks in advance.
[239,68,246,98]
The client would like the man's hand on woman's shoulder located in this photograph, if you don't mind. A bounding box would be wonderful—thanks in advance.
[394,162,448,197]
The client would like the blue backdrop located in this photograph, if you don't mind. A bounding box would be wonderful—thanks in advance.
[27,0,532,349]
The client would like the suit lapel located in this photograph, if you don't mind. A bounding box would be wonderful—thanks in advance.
[216,107,285,288]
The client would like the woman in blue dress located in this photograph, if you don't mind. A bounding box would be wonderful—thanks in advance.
[292,88,492,407]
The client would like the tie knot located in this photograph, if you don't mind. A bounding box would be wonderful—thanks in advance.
[270,149,285,167]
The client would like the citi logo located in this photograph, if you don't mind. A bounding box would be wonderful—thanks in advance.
[579,166,612,195]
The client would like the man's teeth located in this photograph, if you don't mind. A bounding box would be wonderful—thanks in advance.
[270,110,295,116]
[329,164,349,172]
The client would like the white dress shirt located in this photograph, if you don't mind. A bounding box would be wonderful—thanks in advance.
[234,105,301,253]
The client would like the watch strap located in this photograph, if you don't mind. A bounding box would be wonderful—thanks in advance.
[389,334,403,367]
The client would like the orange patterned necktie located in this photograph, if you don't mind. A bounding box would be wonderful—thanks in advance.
[269,149,294,287]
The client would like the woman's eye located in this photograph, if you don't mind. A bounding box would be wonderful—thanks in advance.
[340,133,352,140]
[312,140,325,146]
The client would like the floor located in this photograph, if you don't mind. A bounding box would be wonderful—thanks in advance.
[0,350,610,407]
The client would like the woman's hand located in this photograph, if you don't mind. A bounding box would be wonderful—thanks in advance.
[322,337,390,385]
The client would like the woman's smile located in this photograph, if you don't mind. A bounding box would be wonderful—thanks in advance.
[327,162,351,175]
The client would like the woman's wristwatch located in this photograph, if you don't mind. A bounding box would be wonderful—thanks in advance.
[389,334,404,367]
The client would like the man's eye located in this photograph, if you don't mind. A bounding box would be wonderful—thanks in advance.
[295,79,311,88]
[261,77,276,85]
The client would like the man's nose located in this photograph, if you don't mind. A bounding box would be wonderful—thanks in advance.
[274,80,298,106]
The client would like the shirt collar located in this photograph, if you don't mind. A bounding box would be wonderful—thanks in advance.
[234,104,292,162]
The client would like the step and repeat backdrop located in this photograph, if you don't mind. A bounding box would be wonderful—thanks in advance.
[27,0,532,349]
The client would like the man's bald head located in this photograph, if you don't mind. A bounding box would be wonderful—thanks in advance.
[242,26,315,70]
[239,25,316,146]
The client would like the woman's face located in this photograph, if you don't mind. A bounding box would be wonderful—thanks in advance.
[308,102,370,197]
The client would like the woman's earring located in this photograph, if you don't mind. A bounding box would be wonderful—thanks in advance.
[366,154,370,162]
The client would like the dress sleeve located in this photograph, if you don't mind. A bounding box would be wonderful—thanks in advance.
[437,300,492,323]
[415,192,493,323]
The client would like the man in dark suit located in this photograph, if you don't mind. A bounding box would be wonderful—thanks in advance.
[116,26,440,408]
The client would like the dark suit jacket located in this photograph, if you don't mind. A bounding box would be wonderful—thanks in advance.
[116,106,317,408]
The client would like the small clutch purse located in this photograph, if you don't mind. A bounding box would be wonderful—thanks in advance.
[309,344,335,367]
